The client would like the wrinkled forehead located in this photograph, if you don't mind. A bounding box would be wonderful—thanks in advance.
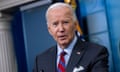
[46,3,76,25]
[47,7,73,24]
[47,7,73,20]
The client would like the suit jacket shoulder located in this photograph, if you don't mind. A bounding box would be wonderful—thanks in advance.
[33,45,57,72]
[66,39,109,72]
[37,45,57,58]
[74,40,109,72]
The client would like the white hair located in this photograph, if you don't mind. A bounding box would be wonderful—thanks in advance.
[46,2,77,23]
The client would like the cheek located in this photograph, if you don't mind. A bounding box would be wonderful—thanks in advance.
[69,25,76,33]
[49,29,57,38]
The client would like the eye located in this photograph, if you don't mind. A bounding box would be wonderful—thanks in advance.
[63,21,69,24]
[52,22,58,27]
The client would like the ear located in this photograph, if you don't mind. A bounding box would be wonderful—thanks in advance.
[74,21,78,31]
[75,21,83,35]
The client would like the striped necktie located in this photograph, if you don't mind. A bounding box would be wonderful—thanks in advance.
[58,51,66,72]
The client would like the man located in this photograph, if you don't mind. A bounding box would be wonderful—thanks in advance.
[33,2,109,72]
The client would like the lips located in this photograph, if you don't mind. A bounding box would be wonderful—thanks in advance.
[58,35,67,40]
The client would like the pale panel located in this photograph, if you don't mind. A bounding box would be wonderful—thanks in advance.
[0,0,34,10]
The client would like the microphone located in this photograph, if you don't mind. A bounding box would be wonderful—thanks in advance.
[39,69,44,72]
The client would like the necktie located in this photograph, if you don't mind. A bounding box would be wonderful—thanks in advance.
[58,51,66,72]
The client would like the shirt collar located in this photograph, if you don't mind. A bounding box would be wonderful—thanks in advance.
[57,35,77,56]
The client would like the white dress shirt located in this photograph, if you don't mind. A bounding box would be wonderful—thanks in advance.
[57,35,77,67]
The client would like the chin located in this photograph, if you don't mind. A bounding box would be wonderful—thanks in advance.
[60,41,69,46]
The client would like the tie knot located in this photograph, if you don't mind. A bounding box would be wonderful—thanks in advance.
[61,51,67,56]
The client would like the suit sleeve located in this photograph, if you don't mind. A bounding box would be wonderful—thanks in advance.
[91,47,109,72]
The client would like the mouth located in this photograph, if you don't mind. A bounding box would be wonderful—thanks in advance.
[58,35,67,40]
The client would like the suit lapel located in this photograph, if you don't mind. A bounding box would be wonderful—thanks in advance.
[66,39,86,72]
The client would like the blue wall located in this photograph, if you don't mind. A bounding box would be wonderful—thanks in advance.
[12,10,28,72]
[80,0,114,71]
[80,0,120,71]
[21,4,55,72]
[105,0,120,71]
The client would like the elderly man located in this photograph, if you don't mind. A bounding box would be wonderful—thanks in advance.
[33,2,109,72]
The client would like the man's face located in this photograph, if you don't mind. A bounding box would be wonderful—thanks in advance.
[47,7,76,48]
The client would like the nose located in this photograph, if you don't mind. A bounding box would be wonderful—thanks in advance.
[58,23,65,32]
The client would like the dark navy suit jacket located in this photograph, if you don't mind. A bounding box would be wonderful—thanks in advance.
[33,39,109,72]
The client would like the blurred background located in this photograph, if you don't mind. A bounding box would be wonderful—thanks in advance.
[0,0,120,72]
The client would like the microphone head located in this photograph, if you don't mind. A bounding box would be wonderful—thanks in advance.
[39,69,44,72]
